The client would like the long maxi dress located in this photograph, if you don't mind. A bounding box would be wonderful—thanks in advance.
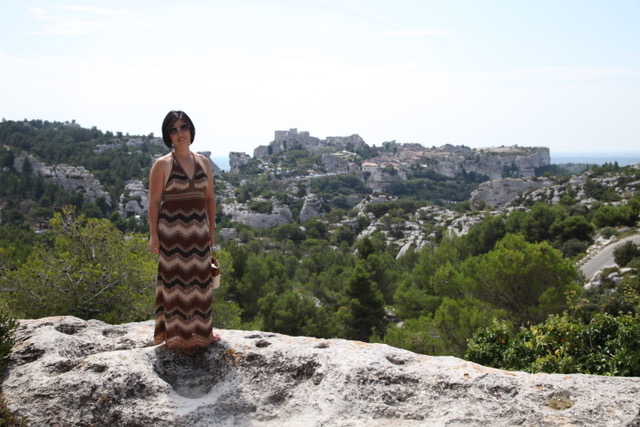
[153,152,217,353]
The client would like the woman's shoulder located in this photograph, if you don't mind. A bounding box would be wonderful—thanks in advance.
[194,153,212,168]
[150,153,173,171]
[193,152,209,161]
[154,152,174,164]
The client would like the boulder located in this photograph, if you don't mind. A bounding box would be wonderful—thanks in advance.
[5,316,640,426]
[470,178,552,209]
[299,193,324,222]
[221,201,293,229]
[219,227,239,241]
[229,152,252,174]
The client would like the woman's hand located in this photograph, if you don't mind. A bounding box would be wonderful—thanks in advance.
[150,234,160,254]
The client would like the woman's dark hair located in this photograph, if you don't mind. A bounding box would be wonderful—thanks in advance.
[161,110,196,149]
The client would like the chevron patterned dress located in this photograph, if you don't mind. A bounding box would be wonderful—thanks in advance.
[153,153,216,353]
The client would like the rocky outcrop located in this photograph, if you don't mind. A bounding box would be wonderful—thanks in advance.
[254,129,366,159]
[472,171,640,210]
[430,145,550,180]
[321,151,357,174]
[13,152,111,204]
[4,316,640,426]
[221,200,293,228]
[119,180,148,218]
[353,195,487,259]
[199,151,223,177]
[299,193,324,222]
[470,177,553,208]
[229,152,252,174]
[361,162,408,193]
[360,143,550,191]
[219,227,239,242]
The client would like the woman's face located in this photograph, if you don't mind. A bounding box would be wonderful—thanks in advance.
[169,119,191,148]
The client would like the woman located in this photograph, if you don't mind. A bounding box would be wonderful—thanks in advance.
[148,110,220,354]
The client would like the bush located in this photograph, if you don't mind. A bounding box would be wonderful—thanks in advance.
[466,311,640,376]
[614,241,640,267]
[248,200,273,214]
[0,302,17,373]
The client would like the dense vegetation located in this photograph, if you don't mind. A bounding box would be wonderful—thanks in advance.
[1,119,640,382]
[0,119,163,233]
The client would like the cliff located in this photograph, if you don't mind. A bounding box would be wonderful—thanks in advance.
[221,199,293,229]
[13,152,111,204]
[254,128,366,159]
[470,170,640,209]
[3,316,640,426]
[232,130,550,194]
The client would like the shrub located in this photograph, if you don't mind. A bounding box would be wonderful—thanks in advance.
[0,302,17,373]
[466,311,640,376]
[248,200,273,214]
[614,241,640,267]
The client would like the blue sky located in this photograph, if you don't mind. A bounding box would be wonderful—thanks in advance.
[1,1,638,157]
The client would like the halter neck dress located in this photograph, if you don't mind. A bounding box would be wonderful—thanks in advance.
[153,152,217,353]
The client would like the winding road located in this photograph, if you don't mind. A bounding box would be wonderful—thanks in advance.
[580,234,640,279]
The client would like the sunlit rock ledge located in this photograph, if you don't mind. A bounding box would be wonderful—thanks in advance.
[3,316,640,426]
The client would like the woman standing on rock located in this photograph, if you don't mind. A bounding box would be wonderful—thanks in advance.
[148,110,220,354]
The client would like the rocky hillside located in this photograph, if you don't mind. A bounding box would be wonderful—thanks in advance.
[232,129,550,193]
[2,121,548,225]
[13,152,111,204]
[4,316,640,426]
[471,169,640,209]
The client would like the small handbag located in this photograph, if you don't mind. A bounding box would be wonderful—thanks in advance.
[211,250,221,289]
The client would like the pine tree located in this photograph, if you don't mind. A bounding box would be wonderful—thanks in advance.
[338,262,387,341]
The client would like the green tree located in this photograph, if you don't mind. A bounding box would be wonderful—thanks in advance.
[507,202,565,243]
[258,289,336,338]
[1,207,156,323]
[432,296,510,356]
[458,234,580,325]
[614,241,640,267]
[461,215,507,256]
[593,205,636,228]
[550,215,594,245]
[337,263,387,341]
[0,300,17,373]
[381,315,444,355]
[467,310,640,376]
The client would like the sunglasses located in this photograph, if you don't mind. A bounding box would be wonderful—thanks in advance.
[169,123,190,136]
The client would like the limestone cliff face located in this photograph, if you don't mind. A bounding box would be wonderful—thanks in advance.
[13,152,110,204]
[254,128,365,159]
[119,180,148,218]
[350,143,549,193]
[299,193,324,222]
[228,129,551,195]
[361,162,408,193]
[229,152,252,174]
[4,316,640,426]
[470,177,553,209]
[428,145,550,180]
[221,199,293,228]
[470,170,640,210]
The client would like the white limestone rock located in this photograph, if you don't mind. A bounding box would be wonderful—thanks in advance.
[4,316,640,426]
[299,193,325,222]
[221,200,293,229]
